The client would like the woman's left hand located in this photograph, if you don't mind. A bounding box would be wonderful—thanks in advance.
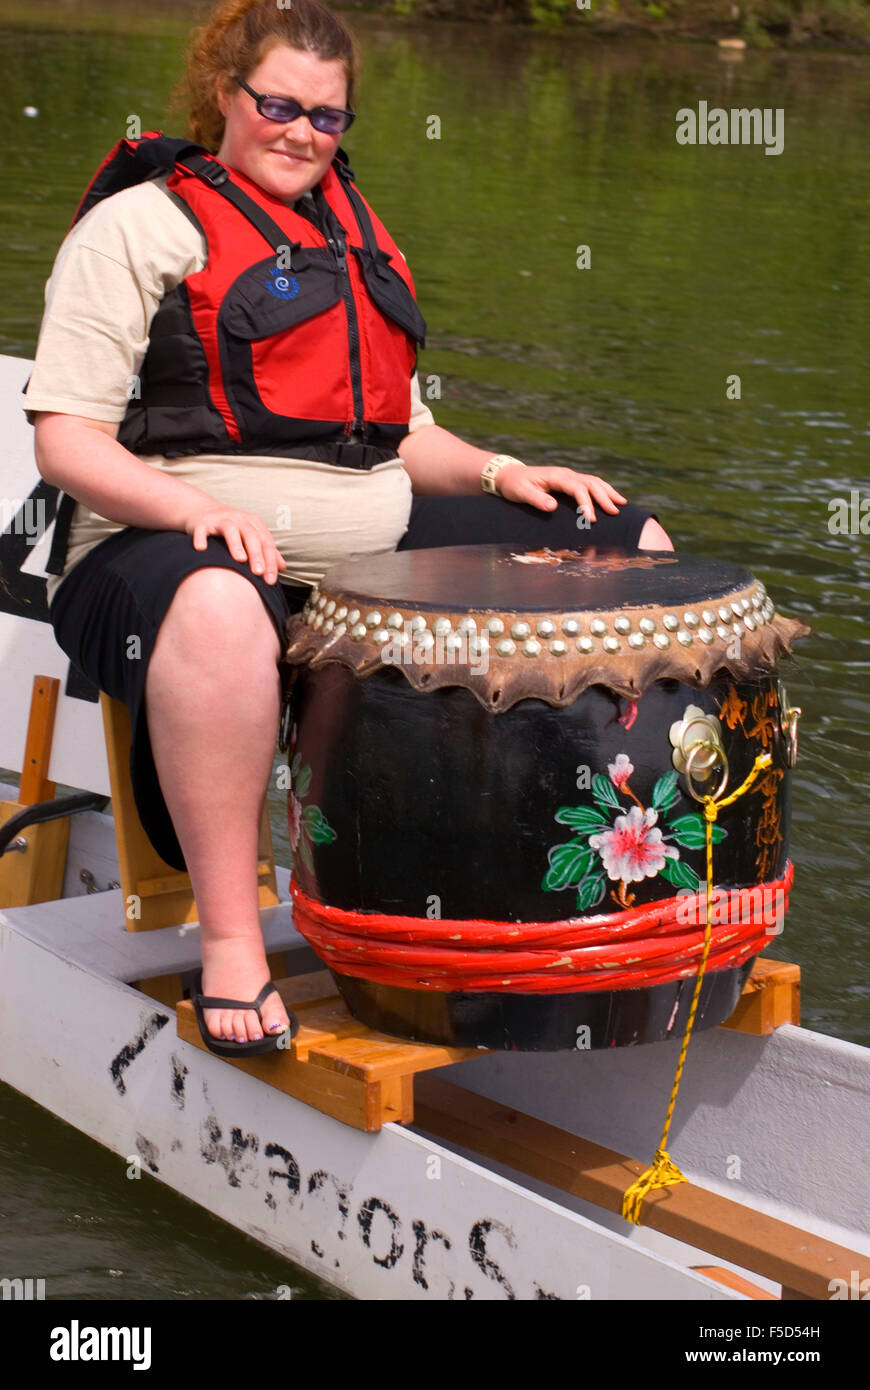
[496,465,627,523]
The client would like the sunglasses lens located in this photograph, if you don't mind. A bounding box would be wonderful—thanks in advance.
[311,110,349,134]
[259,97,302,123]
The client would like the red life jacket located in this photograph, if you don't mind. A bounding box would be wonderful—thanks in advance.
[45,133,427,575]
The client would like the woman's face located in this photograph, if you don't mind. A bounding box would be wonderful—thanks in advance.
[216,43,348,203]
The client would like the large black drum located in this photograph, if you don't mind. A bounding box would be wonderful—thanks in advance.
[282,545,808,1051]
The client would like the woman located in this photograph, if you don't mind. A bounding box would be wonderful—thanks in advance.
[24,0,672,1055]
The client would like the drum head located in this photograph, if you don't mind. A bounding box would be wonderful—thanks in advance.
[322,545,748,612]
[286,545,809,708]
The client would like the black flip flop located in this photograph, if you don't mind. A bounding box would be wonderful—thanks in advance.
[190,969,299,1058]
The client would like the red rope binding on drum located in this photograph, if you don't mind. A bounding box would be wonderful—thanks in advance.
[289,863,793,993]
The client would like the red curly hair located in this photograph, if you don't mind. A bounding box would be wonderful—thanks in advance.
[171,0,360,153]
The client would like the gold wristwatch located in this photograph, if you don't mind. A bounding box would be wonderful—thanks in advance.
[481,454,525,495]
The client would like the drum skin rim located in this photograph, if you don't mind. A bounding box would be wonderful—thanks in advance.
[286,590,810,710]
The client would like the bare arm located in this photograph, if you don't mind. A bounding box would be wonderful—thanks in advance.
[33,412,286,583]
[397,422,627,522]
[396,424,494,497]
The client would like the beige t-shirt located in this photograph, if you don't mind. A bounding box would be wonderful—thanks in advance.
[21,173,435,606]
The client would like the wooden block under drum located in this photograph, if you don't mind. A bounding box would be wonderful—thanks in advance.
[306,1033,483,1083]
[174,975,480,1130]
[175,995,408,1130]
[719,958,801,1036]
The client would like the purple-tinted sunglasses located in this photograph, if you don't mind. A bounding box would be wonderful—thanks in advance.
[234,76,355,135]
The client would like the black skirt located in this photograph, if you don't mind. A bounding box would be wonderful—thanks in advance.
[48,492,656,870]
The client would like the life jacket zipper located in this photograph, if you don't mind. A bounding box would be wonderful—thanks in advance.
[325,224,365,444]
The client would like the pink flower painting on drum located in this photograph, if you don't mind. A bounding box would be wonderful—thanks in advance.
[589,805,678,884]
[542,735,727,912]
[607,753,634,789]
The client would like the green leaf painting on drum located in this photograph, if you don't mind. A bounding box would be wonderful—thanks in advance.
[542,840,594,892]
[542,753,727,910]
[651,770,679,813]
[667,814,726,851]
[287,721,336,873]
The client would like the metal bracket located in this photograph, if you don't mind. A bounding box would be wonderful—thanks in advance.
[0,791,109,858]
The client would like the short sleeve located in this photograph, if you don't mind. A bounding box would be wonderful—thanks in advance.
[408,370,435,433]
[21,246,160,424]
[21,179,204,426]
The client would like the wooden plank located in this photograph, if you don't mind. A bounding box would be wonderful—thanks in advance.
[100,693,199,932]
[100,692,279,931]
[174,978,464,1131]
[18,674,60,805]
[286,1000,372,1061]
[0,675,71,907]
[691,1266,778,1300]
[278,969,340,1007]
[0,802,70,908]
[412,1074,870,1302]
[176,996,384,1130]
[368,1076,414,1129]
[134,861,274,899]
[720,958,801,1036]
[176,990,361,1057]
[306,1033,483,1082]
[134,971,185,1009]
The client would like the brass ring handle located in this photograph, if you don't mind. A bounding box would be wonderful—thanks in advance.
[781,705,801,767]
[684,739,730,804]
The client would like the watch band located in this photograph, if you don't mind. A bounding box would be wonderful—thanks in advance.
[481,454,525,495]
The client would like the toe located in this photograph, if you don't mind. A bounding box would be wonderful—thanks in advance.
[231,1009,251,1044]
[261,996,291,1036]
[203,1007,224,1041]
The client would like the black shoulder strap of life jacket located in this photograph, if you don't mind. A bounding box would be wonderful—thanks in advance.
[175,150,298,252]
[332,157,406,290]
[174,146,366,258]
[68,134,207,230]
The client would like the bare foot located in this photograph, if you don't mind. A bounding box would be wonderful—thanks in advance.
[199,933,290,1044]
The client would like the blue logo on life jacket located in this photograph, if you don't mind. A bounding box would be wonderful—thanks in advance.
[266,267,300,300]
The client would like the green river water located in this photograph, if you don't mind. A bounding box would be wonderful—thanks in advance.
[0,2,867,1299]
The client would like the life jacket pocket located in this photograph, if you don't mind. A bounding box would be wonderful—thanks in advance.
[219,248,343,340]
[352,246,427,347]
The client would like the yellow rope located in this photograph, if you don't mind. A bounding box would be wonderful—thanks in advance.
[621,751,772,1225]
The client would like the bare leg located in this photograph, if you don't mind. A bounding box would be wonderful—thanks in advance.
[145,568,290,1043]
[639,518,674,550]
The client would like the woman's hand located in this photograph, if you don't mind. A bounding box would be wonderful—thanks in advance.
[185,505,287,585]
[496,465,628,522]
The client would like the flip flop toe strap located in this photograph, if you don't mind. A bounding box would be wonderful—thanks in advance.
[196,979,280,1020]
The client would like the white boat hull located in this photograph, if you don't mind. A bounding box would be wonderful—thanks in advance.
[1,857,744,1301]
